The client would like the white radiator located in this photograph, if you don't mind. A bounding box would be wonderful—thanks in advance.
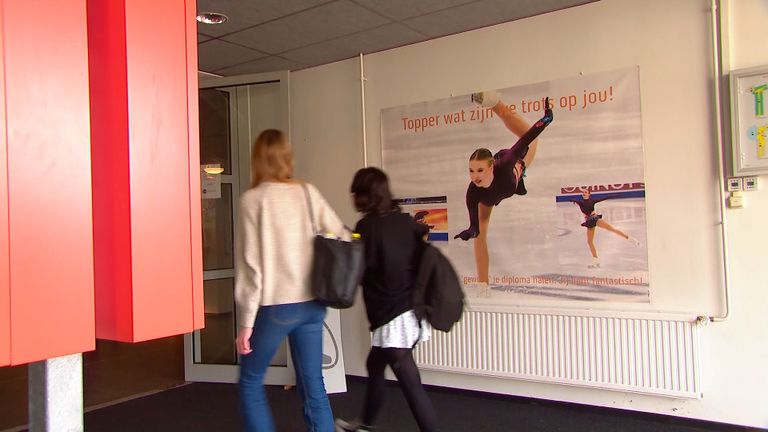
[414,311,701,398]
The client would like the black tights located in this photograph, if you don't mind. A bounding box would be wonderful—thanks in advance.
[500,98,554,164]
[362,347,440,432]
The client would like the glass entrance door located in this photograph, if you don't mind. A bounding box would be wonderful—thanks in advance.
[185,71,346,392]
[184,75,293,384]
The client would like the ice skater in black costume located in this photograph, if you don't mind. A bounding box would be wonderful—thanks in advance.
[567,190,640,268]
[454,91,553,295]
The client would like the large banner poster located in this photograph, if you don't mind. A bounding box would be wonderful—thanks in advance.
[382,67,649,306]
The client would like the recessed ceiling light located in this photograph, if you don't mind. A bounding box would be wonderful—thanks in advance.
[196,12,228,25]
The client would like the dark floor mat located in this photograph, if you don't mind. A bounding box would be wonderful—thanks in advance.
[82,378,760,432]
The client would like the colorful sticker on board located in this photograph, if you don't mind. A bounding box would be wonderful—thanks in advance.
[747,124,768,159]
[396,196,449,242]
[751,84,767,118]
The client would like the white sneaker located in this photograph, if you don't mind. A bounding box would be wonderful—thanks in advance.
[588,258,601,269]
[475,282,494,298]
[335,419,371,432]
[629,237,641,246]
[471,90,501,108]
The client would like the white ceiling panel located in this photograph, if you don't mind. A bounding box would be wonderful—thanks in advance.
[220,0,390,54]
[482,0,597,19]
[198,39,267,72]
[403,0,582,38]
[281,41,359,66]
[332,23,427,55]
[351,0,477,21]
[197,0,598,75]
[196,0,333,37]
[214,56,307,76]
[404,3,510,38]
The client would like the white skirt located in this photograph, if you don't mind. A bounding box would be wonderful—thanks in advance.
[371,310,432,348]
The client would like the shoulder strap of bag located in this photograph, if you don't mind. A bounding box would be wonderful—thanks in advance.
[300,183,318,235]
[301,183,354,237]
[412,241,432,322]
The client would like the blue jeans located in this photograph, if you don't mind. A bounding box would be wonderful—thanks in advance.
[239,300,334,432]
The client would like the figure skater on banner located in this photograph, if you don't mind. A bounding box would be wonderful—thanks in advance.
[454,91,553,296]
[565,190,640,269]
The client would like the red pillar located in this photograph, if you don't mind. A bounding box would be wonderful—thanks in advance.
[88,0,203,342]
[0,1,8,366]
[0,0,95,365]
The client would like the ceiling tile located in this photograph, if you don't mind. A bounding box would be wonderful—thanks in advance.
[333,23,427,54]
[352,0,476,21]
[198,0,596,75]
[197,39,268,72]
[196,0,333,37]
[403,7,492,39]
[404,0,594,38]
[281,41,358,66]
[220,0,391,54]
[214,56,307,76]
[481,0,596,18]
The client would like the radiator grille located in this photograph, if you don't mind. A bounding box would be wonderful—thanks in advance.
[414,311,701,398]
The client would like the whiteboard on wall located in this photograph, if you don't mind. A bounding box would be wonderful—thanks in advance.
[730,65,768,176]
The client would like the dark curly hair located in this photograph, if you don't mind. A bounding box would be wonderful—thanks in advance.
[350,167,397,215]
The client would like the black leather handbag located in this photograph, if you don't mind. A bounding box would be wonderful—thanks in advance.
[302,184,364,309]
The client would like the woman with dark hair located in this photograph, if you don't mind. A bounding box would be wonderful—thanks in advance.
[454,91,554,295]
[335,167,440,432]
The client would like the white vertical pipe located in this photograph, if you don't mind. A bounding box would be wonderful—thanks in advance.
[359,53,369,167]
[707,0,732,322]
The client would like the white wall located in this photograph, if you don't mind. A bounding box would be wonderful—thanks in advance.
[291,0,768,427]
[290,59,374,370]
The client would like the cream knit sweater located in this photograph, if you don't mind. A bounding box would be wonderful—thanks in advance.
[234,181,346,328]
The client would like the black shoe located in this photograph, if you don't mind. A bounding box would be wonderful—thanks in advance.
[515,176,527,196]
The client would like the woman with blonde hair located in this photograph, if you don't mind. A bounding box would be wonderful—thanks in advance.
[235,129,345,431]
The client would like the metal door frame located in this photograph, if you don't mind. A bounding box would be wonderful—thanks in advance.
[184,71,292,384]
